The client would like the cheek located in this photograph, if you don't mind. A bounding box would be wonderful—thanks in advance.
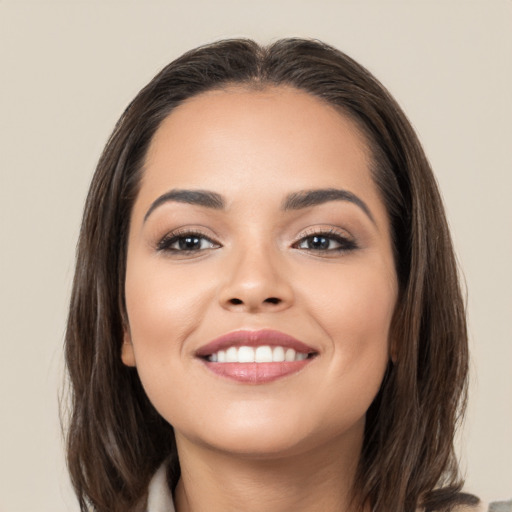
[125,258,213,346]
[300,260,396,340]
[123,259,213,425]
[299,260,396,383]
[123,256,217,404]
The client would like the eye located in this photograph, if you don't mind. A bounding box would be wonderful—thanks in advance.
[293,230,357,253]
[157,230,221,254]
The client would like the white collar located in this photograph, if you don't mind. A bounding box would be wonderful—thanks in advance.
[147,463,175,512]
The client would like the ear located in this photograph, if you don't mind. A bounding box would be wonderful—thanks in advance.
[121,328,137,367]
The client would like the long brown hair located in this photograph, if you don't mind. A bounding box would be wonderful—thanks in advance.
[64,38,473,512]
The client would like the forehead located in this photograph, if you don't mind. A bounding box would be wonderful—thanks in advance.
[145,85,371,167]
[139,86,382,215]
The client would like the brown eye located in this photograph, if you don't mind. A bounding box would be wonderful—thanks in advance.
[177,236,204,251]
[294,232,357,252]
[157,232,220,253]
[300,235,332,250]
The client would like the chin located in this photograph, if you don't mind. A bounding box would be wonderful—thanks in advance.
[175,409,366,462]
[215,430,309,458]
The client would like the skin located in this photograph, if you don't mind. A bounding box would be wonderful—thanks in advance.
[122,86,398,512]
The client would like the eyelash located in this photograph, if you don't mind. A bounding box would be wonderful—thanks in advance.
[156,228,357,255]
[156,229,220,254]
[292,228,358,254]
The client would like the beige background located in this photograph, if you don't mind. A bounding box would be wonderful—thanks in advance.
[1,1,511,510]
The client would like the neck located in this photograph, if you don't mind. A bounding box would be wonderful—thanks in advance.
[173,430,368,512]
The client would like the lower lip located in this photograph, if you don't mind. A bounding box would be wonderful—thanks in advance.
[202,360,312,383]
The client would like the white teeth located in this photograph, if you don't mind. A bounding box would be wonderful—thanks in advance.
[207,346,310,363]
[226,347,238,362]
[255,345,273,362]
[285,348,296,362]
[272,346,285,362]
[238,346,255,362]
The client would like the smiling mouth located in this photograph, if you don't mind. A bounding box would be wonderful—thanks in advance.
[196,330,318,383]
[206,345,312,363]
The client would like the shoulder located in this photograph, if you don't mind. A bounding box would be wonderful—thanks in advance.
[450,504,487,512]
[419,497,512,512]
[451,499,512,512]
[488,500,512,512]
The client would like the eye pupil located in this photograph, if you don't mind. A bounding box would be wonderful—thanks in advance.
[179,236,201,250]
[309,236,329,249]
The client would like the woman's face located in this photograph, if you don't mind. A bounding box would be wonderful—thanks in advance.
[122,87,398,459]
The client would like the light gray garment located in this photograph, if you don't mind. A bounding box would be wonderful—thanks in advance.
[489,501,512,512]
[147,463,175,512]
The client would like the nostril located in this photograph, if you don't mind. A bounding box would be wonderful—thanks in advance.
[225,297,283,307]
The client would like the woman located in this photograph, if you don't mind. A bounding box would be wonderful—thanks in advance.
[64,38,502,512]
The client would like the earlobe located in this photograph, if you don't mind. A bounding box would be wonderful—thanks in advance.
[121,329,137,367]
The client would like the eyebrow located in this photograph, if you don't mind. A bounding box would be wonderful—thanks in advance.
[143,187,375,224]
[282,188,375,224]
[144,189,225,222]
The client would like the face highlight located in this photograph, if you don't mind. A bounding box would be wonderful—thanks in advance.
[122,87,398,459]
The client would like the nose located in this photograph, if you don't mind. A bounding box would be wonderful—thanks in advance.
[218,245,294,313]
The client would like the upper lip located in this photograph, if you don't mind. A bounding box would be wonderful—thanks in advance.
[195,329,316,358]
